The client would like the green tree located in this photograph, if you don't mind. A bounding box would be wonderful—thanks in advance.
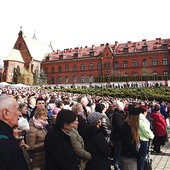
[13,66,21,83]
[38,70,47,84]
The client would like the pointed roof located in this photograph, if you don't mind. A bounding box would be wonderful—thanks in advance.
[6,49,24,62]
[23,35,52,61]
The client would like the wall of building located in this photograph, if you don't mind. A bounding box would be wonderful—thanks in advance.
[3,60,24,82]
[41,40,170,85]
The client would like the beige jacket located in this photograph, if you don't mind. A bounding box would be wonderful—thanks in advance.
[70,129,91,170]
[26,119,47,170]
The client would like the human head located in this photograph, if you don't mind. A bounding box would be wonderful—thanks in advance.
[0,95,20,128]
[36,97,46,109]
[54,109,78,132]
[72,103,84,114]
[153,104,160,112]
[127,104,140,144]
[78,95,89,107]
[56,101,65,109]
[14,95,24,104]
[28,96,36,107]
[87,112,103,127]
[95,103,105,113]
[115,100,125,111]
[19,103,27,115]
[34,108,48,121]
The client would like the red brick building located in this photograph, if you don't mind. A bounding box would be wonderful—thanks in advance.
[41,38,170,85]
[2,29,52,84]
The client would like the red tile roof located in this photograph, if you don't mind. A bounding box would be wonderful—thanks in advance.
[48,38,170,60]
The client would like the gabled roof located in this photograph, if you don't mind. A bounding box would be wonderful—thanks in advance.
[23,35,52,61]
[6,49,24,62]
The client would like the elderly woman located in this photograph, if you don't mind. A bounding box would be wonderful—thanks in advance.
[72,103,88,140]
[26,108,48,170]
[44,109,80,170]
[151,104,167,153]
[85,112,111,170]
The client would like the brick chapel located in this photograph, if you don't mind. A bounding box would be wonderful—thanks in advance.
[2,28,52,85]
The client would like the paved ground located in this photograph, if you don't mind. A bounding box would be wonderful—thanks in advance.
[111,140,170,170]
[151,139,170,170]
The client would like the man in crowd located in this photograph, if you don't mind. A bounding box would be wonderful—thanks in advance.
[0,95,29,170]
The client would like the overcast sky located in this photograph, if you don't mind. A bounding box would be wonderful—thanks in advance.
[0,0,169,61]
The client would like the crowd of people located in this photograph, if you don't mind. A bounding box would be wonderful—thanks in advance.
[0,85,169,170]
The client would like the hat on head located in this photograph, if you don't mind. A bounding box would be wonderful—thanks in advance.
[87,112,103,127]
[128,105,141,115]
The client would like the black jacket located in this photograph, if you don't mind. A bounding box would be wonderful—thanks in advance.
[121,122,139,158]
[44,128,79,170]
[0,120,29,170]
[111,108,125,141]
[84,126,111,170]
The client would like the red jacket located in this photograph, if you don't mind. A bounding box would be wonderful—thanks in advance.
[151,112,167,136]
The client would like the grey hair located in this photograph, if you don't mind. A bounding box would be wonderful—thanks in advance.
[0,95,15,112]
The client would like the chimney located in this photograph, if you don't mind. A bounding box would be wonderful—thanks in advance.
[115,41,118,46]
[156,38,161,43]
[92,45,95,49]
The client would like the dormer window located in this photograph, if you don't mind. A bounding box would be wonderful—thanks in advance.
[162,41,168,50]
[142,42,148,52]
[123,44,129,53]
[89,49,94,57]
[74,52,78,58]
[59,53,63,60]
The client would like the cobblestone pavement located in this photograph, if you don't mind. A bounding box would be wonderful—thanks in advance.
[110,140,170,170]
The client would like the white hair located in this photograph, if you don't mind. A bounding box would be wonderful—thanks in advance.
[0,95,15,112]
[115,100,125,111]
[18,117,30,131]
